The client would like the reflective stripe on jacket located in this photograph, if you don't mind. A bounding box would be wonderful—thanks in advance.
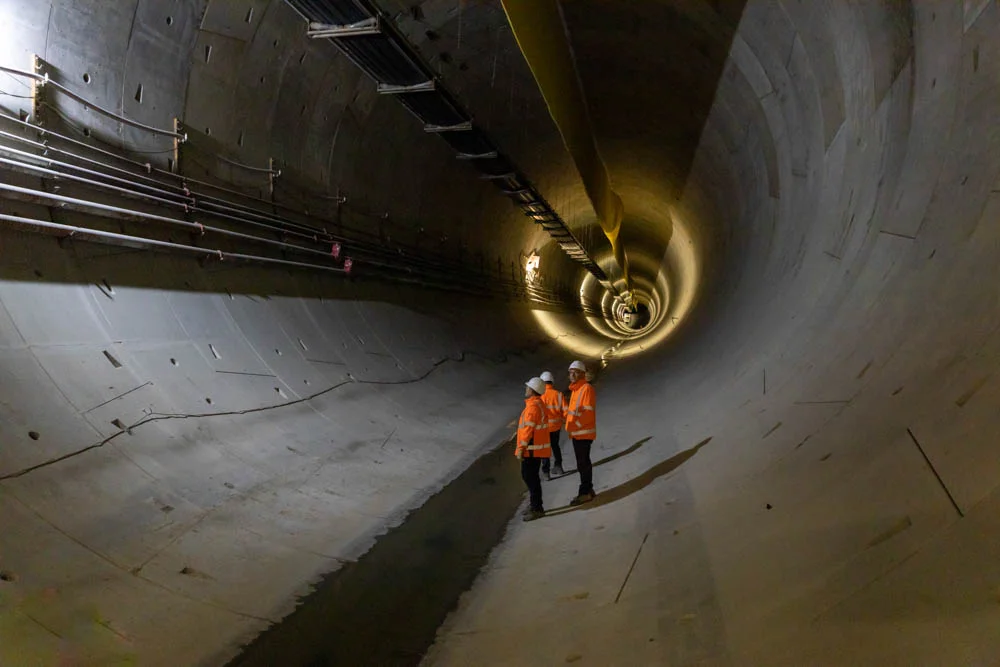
[516,396,552,458]
[541,385,566,432]
[566,379,596,439]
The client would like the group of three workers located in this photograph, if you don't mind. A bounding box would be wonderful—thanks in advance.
[516,360,597,522]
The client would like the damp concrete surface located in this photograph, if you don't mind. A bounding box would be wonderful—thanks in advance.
[226,430,527,667]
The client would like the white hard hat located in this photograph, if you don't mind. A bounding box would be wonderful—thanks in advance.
[540,371,554,383]
[525,377,546,395]
[568,360,587,372]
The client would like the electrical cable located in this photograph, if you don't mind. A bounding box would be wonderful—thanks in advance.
[0,338,562,482]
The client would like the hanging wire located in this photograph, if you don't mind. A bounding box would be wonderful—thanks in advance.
[39,102,176,155]
[2,70,31,90]
[0,89,33,99]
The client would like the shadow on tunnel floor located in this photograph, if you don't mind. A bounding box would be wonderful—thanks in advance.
[548,435,653,479]
[544,436,713,518]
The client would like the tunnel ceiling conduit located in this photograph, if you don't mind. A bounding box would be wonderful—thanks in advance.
[0,163,567,303]
[283,0,612,286]
[0,62,588,309]
[0,180,344,261]
[0,110,578,308]
[0,67,526,285]
[0,211,347,274]
[500,0,633,301]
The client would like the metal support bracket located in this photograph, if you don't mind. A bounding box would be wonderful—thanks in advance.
[456,151,498,160]
[377,80,435,95]
[171,118,182,173]
[307,17,380,39]
[424,121,473,133]
[30,54,45,128]
[268,157,277,202]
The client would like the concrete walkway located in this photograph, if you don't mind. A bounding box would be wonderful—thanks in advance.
[426,364,1000,666]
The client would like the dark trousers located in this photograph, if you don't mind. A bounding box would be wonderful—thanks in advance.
[541,430,562,473]
[521,456,543,511]
[572,439,594,495]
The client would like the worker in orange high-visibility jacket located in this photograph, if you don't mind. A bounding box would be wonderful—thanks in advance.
[538,371,566,481]
[566,360,597,505]
[517,377,552,521]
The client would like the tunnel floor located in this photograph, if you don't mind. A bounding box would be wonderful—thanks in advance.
[224,426,527,667]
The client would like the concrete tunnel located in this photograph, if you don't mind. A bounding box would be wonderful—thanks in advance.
[0,0,998,664]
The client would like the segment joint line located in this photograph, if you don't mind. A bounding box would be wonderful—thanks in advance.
[906,427,964,517]
[614,532,650,603]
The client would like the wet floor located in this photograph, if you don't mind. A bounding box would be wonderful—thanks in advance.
[225,433,526,667]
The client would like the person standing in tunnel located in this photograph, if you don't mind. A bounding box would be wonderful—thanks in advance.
[518,377,552,522]
[566,361,597,505]
[538,371,566,480]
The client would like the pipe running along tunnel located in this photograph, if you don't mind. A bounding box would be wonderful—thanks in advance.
[0,1,998,665]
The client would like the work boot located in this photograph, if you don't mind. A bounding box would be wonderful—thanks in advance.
[543,469,551,481]
[522,509,545,522]
[552,464,565,476]
[569,492,595,506]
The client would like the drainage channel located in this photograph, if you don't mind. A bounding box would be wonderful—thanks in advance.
[226,431,525,667]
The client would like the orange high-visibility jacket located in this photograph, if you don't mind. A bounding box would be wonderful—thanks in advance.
[541,384,566,432]
[566,379,596,439]
[516,396,552,458]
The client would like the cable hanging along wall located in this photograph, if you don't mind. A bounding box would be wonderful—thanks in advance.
[0,48,585,309]
[0,108,572,307]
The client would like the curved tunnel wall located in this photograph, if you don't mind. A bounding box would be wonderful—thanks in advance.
[0,239,565,666]
[429,1,1000,665]
[1,0,999,665]
[0,1,581,664]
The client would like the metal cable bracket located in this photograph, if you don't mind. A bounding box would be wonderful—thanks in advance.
[307,17,381,38]
[377,81,435,95]
[424,122,473,133]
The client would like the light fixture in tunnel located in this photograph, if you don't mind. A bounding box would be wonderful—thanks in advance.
[524,251,540,284]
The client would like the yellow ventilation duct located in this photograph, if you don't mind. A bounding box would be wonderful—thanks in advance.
[500,0,632,295]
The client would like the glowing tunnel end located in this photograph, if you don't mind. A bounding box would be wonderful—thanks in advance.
[530,210,702,362]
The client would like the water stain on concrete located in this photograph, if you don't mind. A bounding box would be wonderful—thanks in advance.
[955,375,990,407]
[762,422,782,439]
[226,433,526,667]
[867,515,912,549]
